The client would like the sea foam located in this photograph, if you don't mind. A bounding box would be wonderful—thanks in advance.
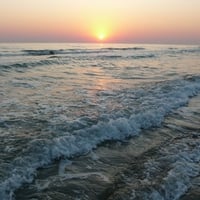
[0,77,200,200]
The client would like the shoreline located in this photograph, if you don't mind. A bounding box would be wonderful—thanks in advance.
[15,95,200,199]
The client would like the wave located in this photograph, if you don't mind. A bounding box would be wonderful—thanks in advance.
[0,59,64,72]
[98,55,123,59]
[141,138,200,200]
[1,76,200,199]
[1,46,199,58]
[0,63,30,70]
[21,47,145,56]
[167,47,200,55]
[101,47,146,51]
[97,54,155,60]
[128,54,155,59]
[179,47,200,54]
[105,135,200,200]
[22,49,64,56]
[0,54,155,72]
[22,49,108,56]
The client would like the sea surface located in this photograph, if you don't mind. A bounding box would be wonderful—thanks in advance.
[0,43,200,200]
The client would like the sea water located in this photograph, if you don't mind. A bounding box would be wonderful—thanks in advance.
[0,43,200,200]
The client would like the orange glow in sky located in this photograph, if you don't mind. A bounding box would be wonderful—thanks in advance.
[0,0,200,44]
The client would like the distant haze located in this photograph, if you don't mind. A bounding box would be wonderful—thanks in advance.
[0,0,200,44]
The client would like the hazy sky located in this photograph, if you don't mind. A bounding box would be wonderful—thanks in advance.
[0,0,200,44]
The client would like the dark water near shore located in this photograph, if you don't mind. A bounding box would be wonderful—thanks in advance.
[0,43,200,200]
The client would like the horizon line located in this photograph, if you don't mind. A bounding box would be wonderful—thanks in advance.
[0,41,199,46]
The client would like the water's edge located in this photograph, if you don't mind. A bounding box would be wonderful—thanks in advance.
[15,94,200,200]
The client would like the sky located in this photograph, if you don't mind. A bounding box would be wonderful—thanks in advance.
[0,0,200,44]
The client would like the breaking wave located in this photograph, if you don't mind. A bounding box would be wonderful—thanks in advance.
[0,59,65,71]
[101,47,146,51]
[1,76,200,199]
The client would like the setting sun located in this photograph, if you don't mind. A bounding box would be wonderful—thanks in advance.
[93,25,111,42]
[0,0,200,43]
[98,33,106,41]
[89,19,112,42]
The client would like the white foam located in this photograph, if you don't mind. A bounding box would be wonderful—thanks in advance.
[142,138,200,200]
[1,77,200,200]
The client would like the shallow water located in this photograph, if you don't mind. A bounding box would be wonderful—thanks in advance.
[15,95,200,200]
[0,43,200,200]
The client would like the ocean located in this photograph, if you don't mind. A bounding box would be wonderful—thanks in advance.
[0,43,200,200]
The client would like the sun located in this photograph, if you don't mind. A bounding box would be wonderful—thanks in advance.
[91,23,110,42]
[98,33,106,41]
